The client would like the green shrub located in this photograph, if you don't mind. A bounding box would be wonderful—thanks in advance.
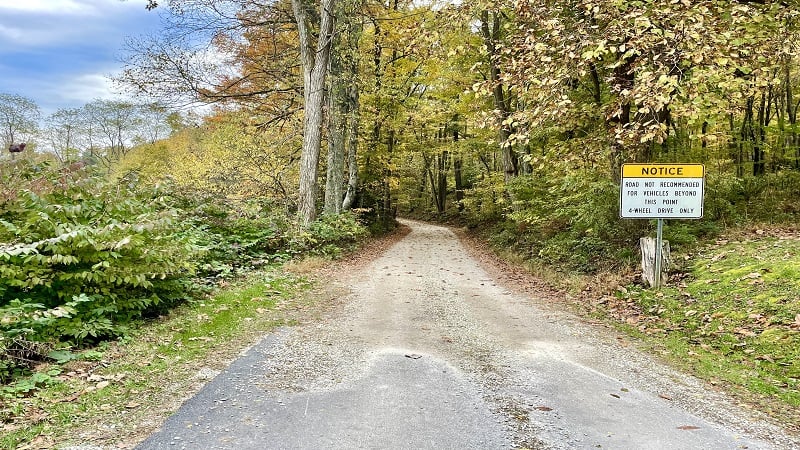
[462,173,507,226]
[488,165,800,273]
[0,162,202,352]
[501,169,647,271]
[171,193,292,279]
[288,211,369,258]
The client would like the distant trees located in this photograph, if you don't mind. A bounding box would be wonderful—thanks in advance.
[0,93,40,152]
[80,100,143,168]
[42,108,82,163]
[0,93,177,167]
[119,0,338,226]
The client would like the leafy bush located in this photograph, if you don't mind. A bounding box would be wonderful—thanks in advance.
[0,161,202,376]
[499,168,647,272]
[703,171,800,225]
[287,211,369,258]
[461,173,507,226]
[170,193,292,279]
[486,166,800,273]
[0,162,371,387]
[130,181,369,279]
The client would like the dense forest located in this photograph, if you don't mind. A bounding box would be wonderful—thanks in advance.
[121,0,800,263]
[2,0,800,391]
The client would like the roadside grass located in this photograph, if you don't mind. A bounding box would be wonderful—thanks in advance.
[601,231,800,429]
[0,269,314,450]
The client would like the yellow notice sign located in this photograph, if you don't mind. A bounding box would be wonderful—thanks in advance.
[621,164,704,178]
[620,163,705,219]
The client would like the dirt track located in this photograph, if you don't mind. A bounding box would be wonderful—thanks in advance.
[137,219,798,449]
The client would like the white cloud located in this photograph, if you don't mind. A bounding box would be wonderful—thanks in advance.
[0,0,151,46]
[0,20,84,47]
[0,23,23,41]
[59,72,121,103]
[0,0,97,15]
[0,0,176,115]
[0,0,148,16]
[25,70,125,116]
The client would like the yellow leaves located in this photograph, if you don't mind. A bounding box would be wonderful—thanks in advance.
[446,45,467,57]
[634,16,652,30]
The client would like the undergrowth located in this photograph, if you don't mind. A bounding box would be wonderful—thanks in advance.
[0,161,368,393]
[0,269,311,449]
[580,231,800,429]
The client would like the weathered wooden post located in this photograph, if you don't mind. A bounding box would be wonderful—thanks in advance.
[639,220,670,288]
[620,164,705,289]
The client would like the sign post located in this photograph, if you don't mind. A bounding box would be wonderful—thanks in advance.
[620,164,705,288]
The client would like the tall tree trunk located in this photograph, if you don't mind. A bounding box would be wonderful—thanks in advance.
[342,82,360,210]
[437,150,448,214]
[293,0,336,228]
[384,128,395,226]
[340,5,362,212]
[785,60,799,169]
[729,113,744,177]
[453,126,464,211]
[741,96,760,177]
[324,91,346,214]
[481,10,516,182]
[327,0,362,214]
[753,91,767,176]
[324,49,347,215]
[608,52,635,181]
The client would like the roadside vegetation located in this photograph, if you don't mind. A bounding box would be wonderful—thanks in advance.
[0,158,369,449]
[1,268,315,449]
[568,230,798,428]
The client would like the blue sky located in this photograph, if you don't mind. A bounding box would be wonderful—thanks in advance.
[0,0,163,117]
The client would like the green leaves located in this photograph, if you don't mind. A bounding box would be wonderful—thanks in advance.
[0,162,202,378]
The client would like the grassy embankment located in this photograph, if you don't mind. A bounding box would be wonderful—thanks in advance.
[585,229,800,430]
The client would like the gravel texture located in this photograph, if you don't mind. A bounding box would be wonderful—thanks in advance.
[136,219,799,449]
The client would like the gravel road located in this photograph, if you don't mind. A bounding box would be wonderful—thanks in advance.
[137,219,799,449]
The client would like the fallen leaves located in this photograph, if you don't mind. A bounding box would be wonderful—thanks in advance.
[733,327,758,338]
[16,435,52,450]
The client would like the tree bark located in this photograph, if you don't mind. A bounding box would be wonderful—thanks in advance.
[784,60,799,169]
[341,10,362,211]
[453,125,464,211]
[293,0,337,227]
[480,10,516,182]
[342,83,360,210]
[324,54,346,215]
[437,150,448,214]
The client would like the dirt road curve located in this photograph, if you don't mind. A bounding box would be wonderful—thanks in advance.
[137,220,798,449]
